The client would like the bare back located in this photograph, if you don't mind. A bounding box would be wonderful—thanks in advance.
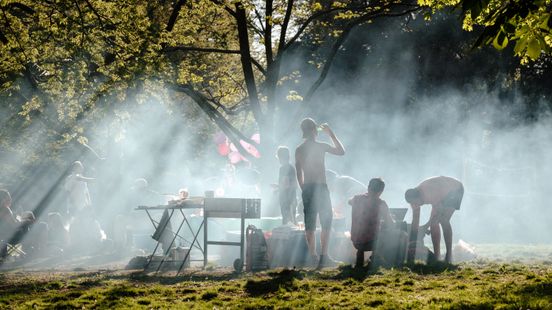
[295,140,330,185]
[418,176,462,206]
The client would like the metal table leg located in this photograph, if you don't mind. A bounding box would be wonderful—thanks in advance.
[177,219,204,275]
[204,213,208,268]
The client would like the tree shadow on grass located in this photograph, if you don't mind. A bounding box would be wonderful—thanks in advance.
[0,281,54,295]
[320,261,458,281]
[322,264,381,281]
[244,269,304,296]
[0,277,103,296]
[480,277,552,307]
[0,252,127,272]
[103,269,243,285]
[517,281,552,297]
[406,261,458,274]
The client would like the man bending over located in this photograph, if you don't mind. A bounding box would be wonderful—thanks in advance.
[405,176,464,263]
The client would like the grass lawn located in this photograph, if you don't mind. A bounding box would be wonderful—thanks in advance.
[1,257,552,309]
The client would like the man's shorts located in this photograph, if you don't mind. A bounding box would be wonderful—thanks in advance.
[354,240,376,252]
[301,183,333,231]
[442,185,464,210]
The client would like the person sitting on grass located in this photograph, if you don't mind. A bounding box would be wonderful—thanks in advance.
[348,178,394,269]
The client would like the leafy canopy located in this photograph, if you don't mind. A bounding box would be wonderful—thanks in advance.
[419,0,552,62]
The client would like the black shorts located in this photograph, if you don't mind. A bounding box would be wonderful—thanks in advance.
[354,240,376,252]
[301,183,332,231]
[443,186,464,210]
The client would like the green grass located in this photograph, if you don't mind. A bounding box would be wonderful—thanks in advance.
[1,261,552,309]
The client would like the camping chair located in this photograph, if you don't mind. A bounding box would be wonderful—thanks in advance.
[7,243,26,257]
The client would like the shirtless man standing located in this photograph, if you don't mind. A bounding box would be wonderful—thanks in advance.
[295,118,345,268]
[405,176,464,263]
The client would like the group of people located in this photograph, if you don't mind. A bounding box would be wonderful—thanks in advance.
[1,160,136,262]
[1,149,263,264]
[2,116,464,270]
[276,117,464,269]
[0,189,34,259]
[0,189,69,260]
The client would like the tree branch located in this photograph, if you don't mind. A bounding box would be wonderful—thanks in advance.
[279,5,421,141]
[83,0,107,30]
[264,0,273,65]
[72,1,85,42]
[206,95,247,116]
[209,0,236,18]
[163,46,241,54]
[235,3,264,124]
[171,83,258,160]
[277,0,294,55]
[163,45,266,75]
[303,7,421,104]
[253,8,266,33]
[166,0,187,32]
[283,7,354,51]
[251,58,267,76]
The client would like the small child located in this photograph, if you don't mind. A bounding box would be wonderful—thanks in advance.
[276,146,297,225]
[348,178,394,268]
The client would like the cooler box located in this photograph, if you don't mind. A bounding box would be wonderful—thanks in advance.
[269,226,309,268]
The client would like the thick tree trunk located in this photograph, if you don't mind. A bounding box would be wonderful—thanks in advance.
[234,3,263,126]
[234,3,279,192]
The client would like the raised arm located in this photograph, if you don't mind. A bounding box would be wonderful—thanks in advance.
[74,174,95,182]
[295,148,304,190]
[320,124,345,155]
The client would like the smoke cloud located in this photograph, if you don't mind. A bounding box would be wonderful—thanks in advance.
[1,13,551,271]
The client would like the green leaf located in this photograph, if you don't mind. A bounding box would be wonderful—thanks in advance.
[492,31,508,50]
[462,0,490,19]
[526,38,541,59]
[544,14,552,30]
[514,36,528,54]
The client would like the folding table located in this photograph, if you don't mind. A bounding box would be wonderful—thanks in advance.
[136,198,205,274]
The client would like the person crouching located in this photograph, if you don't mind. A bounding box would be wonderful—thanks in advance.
[348,178,394,268]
